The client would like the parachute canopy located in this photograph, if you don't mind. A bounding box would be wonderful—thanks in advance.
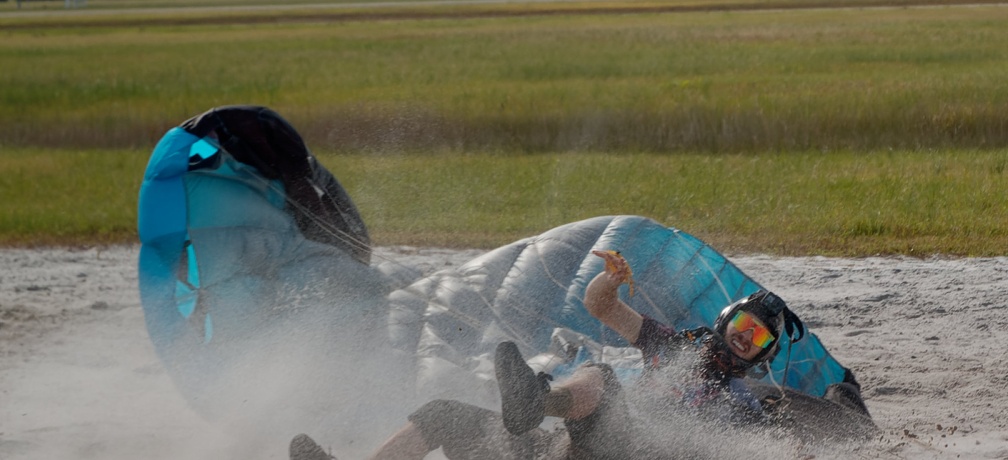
[390,215,849,401]
[137,106,851,422]
[137,106,386,407]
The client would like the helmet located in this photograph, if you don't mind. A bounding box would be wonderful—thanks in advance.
[713,289,804,366]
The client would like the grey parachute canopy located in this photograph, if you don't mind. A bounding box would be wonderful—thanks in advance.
[138,106,856,441]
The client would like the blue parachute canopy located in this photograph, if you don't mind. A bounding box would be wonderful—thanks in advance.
[137,106,851,425]
[389,215,848,401]
[137,106,388,413]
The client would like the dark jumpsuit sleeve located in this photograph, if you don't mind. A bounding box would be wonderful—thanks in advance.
[633,315,688,370]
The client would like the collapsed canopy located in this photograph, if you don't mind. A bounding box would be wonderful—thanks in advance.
[390,215,849,402]
[137,106,850,424]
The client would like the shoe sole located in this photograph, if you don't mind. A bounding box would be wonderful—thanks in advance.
[495,341,545,435]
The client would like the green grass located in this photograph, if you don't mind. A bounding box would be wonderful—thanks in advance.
[5,147,1008,256]
[3,2,1008,254]
[2,4,1008,152]
[0,148,144,245]
[3,0,998,13]
[332,149,1008,256]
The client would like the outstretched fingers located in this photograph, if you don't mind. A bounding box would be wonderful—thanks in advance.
[591,250,634,295]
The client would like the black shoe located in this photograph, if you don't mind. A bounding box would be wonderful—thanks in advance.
[289,434,336,460]
[495,341,551,435]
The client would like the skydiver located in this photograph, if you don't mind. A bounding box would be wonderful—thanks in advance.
[487,250,870,457]
[290,250,871,460]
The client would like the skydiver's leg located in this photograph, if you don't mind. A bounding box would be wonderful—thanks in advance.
[496,340,639,459]
[562,363,638,459]
[290,434,337,460]
[496,342,609,436]
[369,421,431,460]
[824,368,871,417]
[553,366,606,420]
[376,399,552,460]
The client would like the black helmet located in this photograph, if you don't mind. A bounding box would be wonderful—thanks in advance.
[713,289,805,366]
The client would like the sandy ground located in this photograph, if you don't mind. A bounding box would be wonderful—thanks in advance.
[1,245,1006,459]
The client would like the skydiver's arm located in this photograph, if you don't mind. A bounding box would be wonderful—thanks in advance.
[585,250,644,343]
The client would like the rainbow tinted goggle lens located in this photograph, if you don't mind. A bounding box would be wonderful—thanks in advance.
[731,311,775,349]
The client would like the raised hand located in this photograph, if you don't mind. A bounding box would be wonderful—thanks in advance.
[591,250,635,297]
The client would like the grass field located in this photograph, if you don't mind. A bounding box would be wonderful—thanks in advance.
[2,1,1007,255]
[5,147,1008,256]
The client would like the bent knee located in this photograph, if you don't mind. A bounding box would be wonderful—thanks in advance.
[407,399,497,449]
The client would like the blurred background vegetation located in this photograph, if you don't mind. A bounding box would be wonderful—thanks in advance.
[2,0,1007,255]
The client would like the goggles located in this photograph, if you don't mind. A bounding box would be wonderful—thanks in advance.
[730,311,775,349]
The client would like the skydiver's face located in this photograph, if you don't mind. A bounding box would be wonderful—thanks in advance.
[724,318,766,361]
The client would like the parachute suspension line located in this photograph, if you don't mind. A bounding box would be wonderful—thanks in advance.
[636,233,685,326]
[193,166,377,284]
[521,237,687,339]
[523,240,610,369]
[762,338,793,407]
[527,238,566,290]
[515,238,621,325]
[270,178,373,258]
[690,244,734,307]
[452,241,576,348]
[628,285,674,328]
[781,336,795,392]
[517,236,701,367]
[186,136,371,263]
[606,234,723,328]
[524,237,675,329]
[262,173,704,363]
[189,148,376,266]
[379,267,549,353]
[278,190,559,350]
[266,171,590,348]
[188,141,631,363]
[283,198,544,349]
[497,240,595,370]
[261,173,566,351]
[204,140,568,341]
[255,173,492,290]
[388,293,541,353]
[256,175,377,257]
[276,185,731,364]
